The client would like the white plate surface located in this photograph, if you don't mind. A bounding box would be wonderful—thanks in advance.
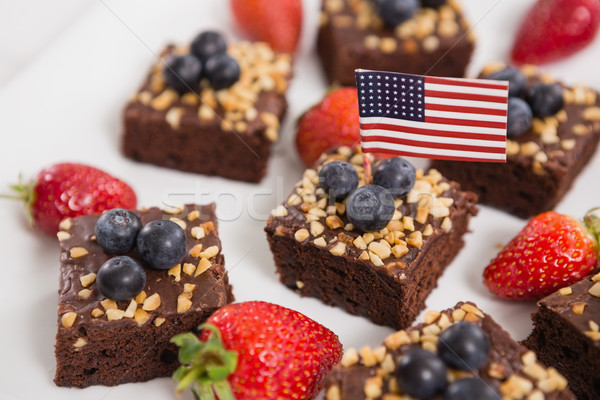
[1,1,600,399]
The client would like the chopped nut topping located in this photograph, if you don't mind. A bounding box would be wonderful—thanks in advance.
[195,257,212,276]
[364,34,380,49]
[77,289,92,299]
[191,226,205,240]
[559,287,572,296]
[560,139,576,151]
[438,19,459,37]
[59,218,72,231]
[142,293,161,311]
[572,302,587,315]
[384,330,411,350]
[124,299,137,318]
[521,141,540,156]
[403,216,415,231]
[341,348,360,367]
[329,241,346,256]
[424,310,441,324]
[326,385,341,400]
[441,217,452,232]
[500,375,534,398]
[168,264,182,282]
[326,215,344,229]
[91,308,104,318]
[135,290,147,304]
[313,237,327,247]
[294,228,310,242]
[488,362,506,379]
[154,317,166,327]
[80,273,97,288]
[61,312,77,328]
[368,241,392,259]
[583,106,600,121]
[165,107,183,130]
[588,282,600,297]
[177,292,193,313]
[380,37,397,53]
[183,262,196,276]
[70,247,89,258]
[101,299,118,310]
[392,244,409,258]
[295,280,304,289]
[106,309,125,321]
[199,245,219,259]
[271,205,288,217]
[423,224,434,236]
[310,221,325,236]
[73,338,88,349]
[369,251,384,266]
[406,231,424,248]
[364,376,383,398]
[360,346,377,367]
[163,204,184,215]
[187,210,200,221]
[56,231,71,241]
[460,303,484,318]
[134,308,150,326]
[151,89,178,111]
[573,123,591,136]
[506,140,520,155]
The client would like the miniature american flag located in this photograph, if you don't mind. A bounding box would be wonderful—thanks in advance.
[355,70,509,162]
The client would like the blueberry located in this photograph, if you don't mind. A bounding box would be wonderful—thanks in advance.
[525,83,564,118]
[163,54,202,94]
[96,256,146,301]
[136,220,187,270]
[94,209,142,254]
[507,97,532,138]
[396,347,448,399]
[487,66,527,97]
[373,157,416,197]
[437,322,490,370]
[204,53,241,90]
[318,161,359,200]
[346,185,395,232]
[377,0,419,28]
[443,378,501,400]
[190,31,227,63]
[421,0,446,8]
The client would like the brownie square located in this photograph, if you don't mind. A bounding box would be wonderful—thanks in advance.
[317,0,475,86]
[324,302,575,399]
[54,203,233,388]
[431,63,600,218]
[123,41,291,183]
[264,146,478,329]
[524,273,600,400]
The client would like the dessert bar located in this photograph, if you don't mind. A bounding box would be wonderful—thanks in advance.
[54,203,232,387]
[317,0,474,86]
[123,32,291,183]
[265,146,477,329]
[325,302,575,400]
[431,63,600,218]
[525,272,600,400]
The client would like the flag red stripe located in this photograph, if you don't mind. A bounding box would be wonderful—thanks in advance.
[425,76,508,90]
[425,89,507,103]
[425,102,507,116]
[362,136,506,154]
[425,116,507,129]
[361,147,505,162]
[359,122,506,142]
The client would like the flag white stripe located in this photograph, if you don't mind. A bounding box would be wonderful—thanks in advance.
[425,96,508,110]
[359,116,505,136]
[424,109,508,123]
[424,82,508,97]
[362,130,507,148]
[361,141,506,160]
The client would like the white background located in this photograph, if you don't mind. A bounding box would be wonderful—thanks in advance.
[1,1,600,399]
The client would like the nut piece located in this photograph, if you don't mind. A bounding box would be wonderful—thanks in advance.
[73,338,88,349]
[70,247,89,258]
[79,273,97,288]
[57,231,71,241]
[183,262,197,276]
[329,242,346,256]
[154,317,166,327]
[341,348,360,367]
[199,245,220,259]
[191,226,206,240]
[77,289,92,299]
[101,299,118,310]
[177,292,193,313]
[294,228,310,242]
[195,258,212,276]
[168,264,182,282]
[61,312,77,328]
[589,282,600,298]
[142,293,161,311]
[106,309,125,321]
[91,308,104,318]
[134,308,150,326]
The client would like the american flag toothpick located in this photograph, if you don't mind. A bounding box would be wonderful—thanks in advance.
[355,69,509,163]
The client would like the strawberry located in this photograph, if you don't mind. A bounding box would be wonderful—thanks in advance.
[171,301,342,400]
[230,0,302,54]
[483,211,599,300]
[296,88,361,167]
[511,0,600,65]
[4,163,137,236]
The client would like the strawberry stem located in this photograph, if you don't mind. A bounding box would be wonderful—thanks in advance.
[584,207,600,250]
[1,174,36,226]
[170,324,238,400]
